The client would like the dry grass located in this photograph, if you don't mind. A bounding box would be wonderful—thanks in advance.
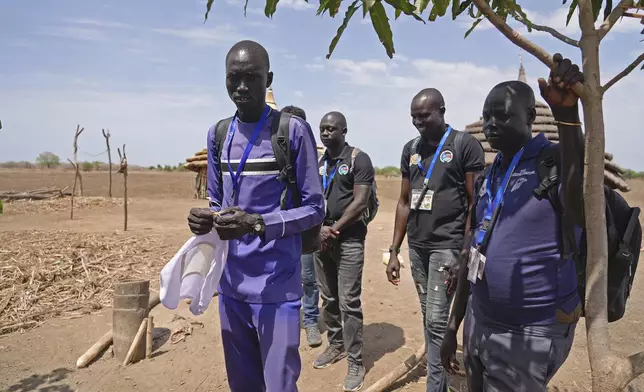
[0,230,173,336]
[2,196,135,216]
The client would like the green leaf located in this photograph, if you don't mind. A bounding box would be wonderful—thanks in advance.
[384,0,425,22]
[451,0,472,19]
[317,0,340,16]
[370,1,396,58]
[364,0,376,17]
[204,0,214,22]
[566,0,578,26]
[265,0,279,17]
[429,0,449,21]
[507,0,532,32]
[464,17,483,38]
[603,0,613,21]
[326,0,360,59]
[591,0,602,21]
[415,0,431,15]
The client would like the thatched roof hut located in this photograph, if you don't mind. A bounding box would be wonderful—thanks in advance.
[464,61,630,193]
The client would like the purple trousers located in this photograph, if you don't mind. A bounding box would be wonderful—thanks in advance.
[219,294,302,392]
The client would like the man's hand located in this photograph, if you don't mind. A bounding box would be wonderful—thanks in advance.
[213,206,261,240]
[538,53,584,114]
[386,252,401,286]
[318,226,339,251]
[440,330,460,375]
[188,208,214,235]
[446,263,460,295]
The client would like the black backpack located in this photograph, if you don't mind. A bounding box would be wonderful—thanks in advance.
[533,144,642,322]
[349,147,379,226]
[213,111,322,254]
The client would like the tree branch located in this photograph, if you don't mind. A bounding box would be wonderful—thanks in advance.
[602,52,644,92]
[470,0,585,98]
[511,11,580,47]
[598,0,635,41]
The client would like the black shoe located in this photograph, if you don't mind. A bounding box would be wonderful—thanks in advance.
[312,345,347,369]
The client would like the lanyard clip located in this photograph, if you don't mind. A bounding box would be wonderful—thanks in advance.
[481,218,491,231]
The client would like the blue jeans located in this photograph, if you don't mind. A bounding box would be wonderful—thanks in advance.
[409,247,459,392]
[301,253,319,328]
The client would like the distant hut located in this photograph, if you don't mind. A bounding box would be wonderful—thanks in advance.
[464,59,630,192]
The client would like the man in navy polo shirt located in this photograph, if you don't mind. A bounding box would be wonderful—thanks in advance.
[386,89,484,392]
[187,41,324,392]
[440,54,585,391]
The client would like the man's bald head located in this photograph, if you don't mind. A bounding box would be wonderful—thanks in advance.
[225,40,273,121]
[412,88,445,109]
[482,80,536,154]
[320,111,348,150]
[410,88,447,141]
[225,40,270,71]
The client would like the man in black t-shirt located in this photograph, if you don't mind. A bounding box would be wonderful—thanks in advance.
[313,111,374,392]
[386,89,484,392]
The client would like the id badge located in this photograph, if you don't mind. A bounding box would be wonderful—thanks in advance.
[411,189,434,211]
[467,246,480,284]
[477,253,487,280]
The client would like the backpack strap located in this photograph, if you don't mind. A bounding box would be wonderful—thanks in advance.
[623,207,641,244]
[452,130,465,175]
[270,111,300,209]
[214,117,233,166]
[350,147,361,173]
[534,144,579,260]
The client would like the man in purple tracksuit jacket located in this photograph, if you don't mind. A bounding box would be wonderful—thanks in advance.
[187,40,324,392]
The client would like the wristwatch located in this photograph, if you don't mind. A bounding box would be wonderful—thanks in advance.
[388,245,400,254]
[252,215,266,236]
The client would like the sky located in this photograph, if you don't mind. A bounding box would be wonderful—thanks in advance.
[1,0,642,169]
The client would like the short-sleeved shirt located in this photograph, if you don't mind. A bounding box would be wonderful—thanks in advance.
[470,134,579,325]
[318,143,375,241]
[400,128,485,250]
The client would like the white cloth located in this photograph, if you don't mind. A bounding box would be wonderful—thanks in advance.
[160,231,228,315]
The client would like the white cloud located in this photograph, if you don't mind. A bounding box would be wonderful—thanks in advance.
[305,63,325,71]
[294,90,304,98]
[279,0,315,11]
[40,26,110,42]
[151,25,243,45]
[64,18,132,29]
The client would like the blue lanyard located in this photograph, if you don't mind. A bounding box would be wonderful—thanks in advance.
[417,126,452,186]
[322,159,337,191]
[226,106,271,199]
[474,148,525,248]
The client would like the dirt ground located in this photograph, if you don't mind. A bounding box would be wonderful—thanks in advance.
[1,169,644,392]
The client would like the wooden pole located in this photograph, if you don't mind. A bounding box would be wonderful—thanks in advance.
[76,292,160,368]
[76,330,112,368]
[146,316,153,359]
[117,145,128,231]
[73,125,84,197]
[364,344,426,392]
[102,129,112,198]
[123,318,147,366]
[68,159,78,220]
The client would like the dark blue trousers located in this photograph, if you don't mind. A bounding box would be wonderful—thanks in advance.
[219,294,302,392]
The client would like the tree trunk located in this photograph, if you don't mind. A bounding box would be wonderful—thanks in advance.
[577,1,644,390]
[103,129,112,199]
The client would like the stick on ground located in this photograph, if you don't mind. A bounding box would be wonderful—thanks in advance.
[146,316,153,359]
[75,292,161,369]
[364,344,426,392]
[123,318,147,366]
